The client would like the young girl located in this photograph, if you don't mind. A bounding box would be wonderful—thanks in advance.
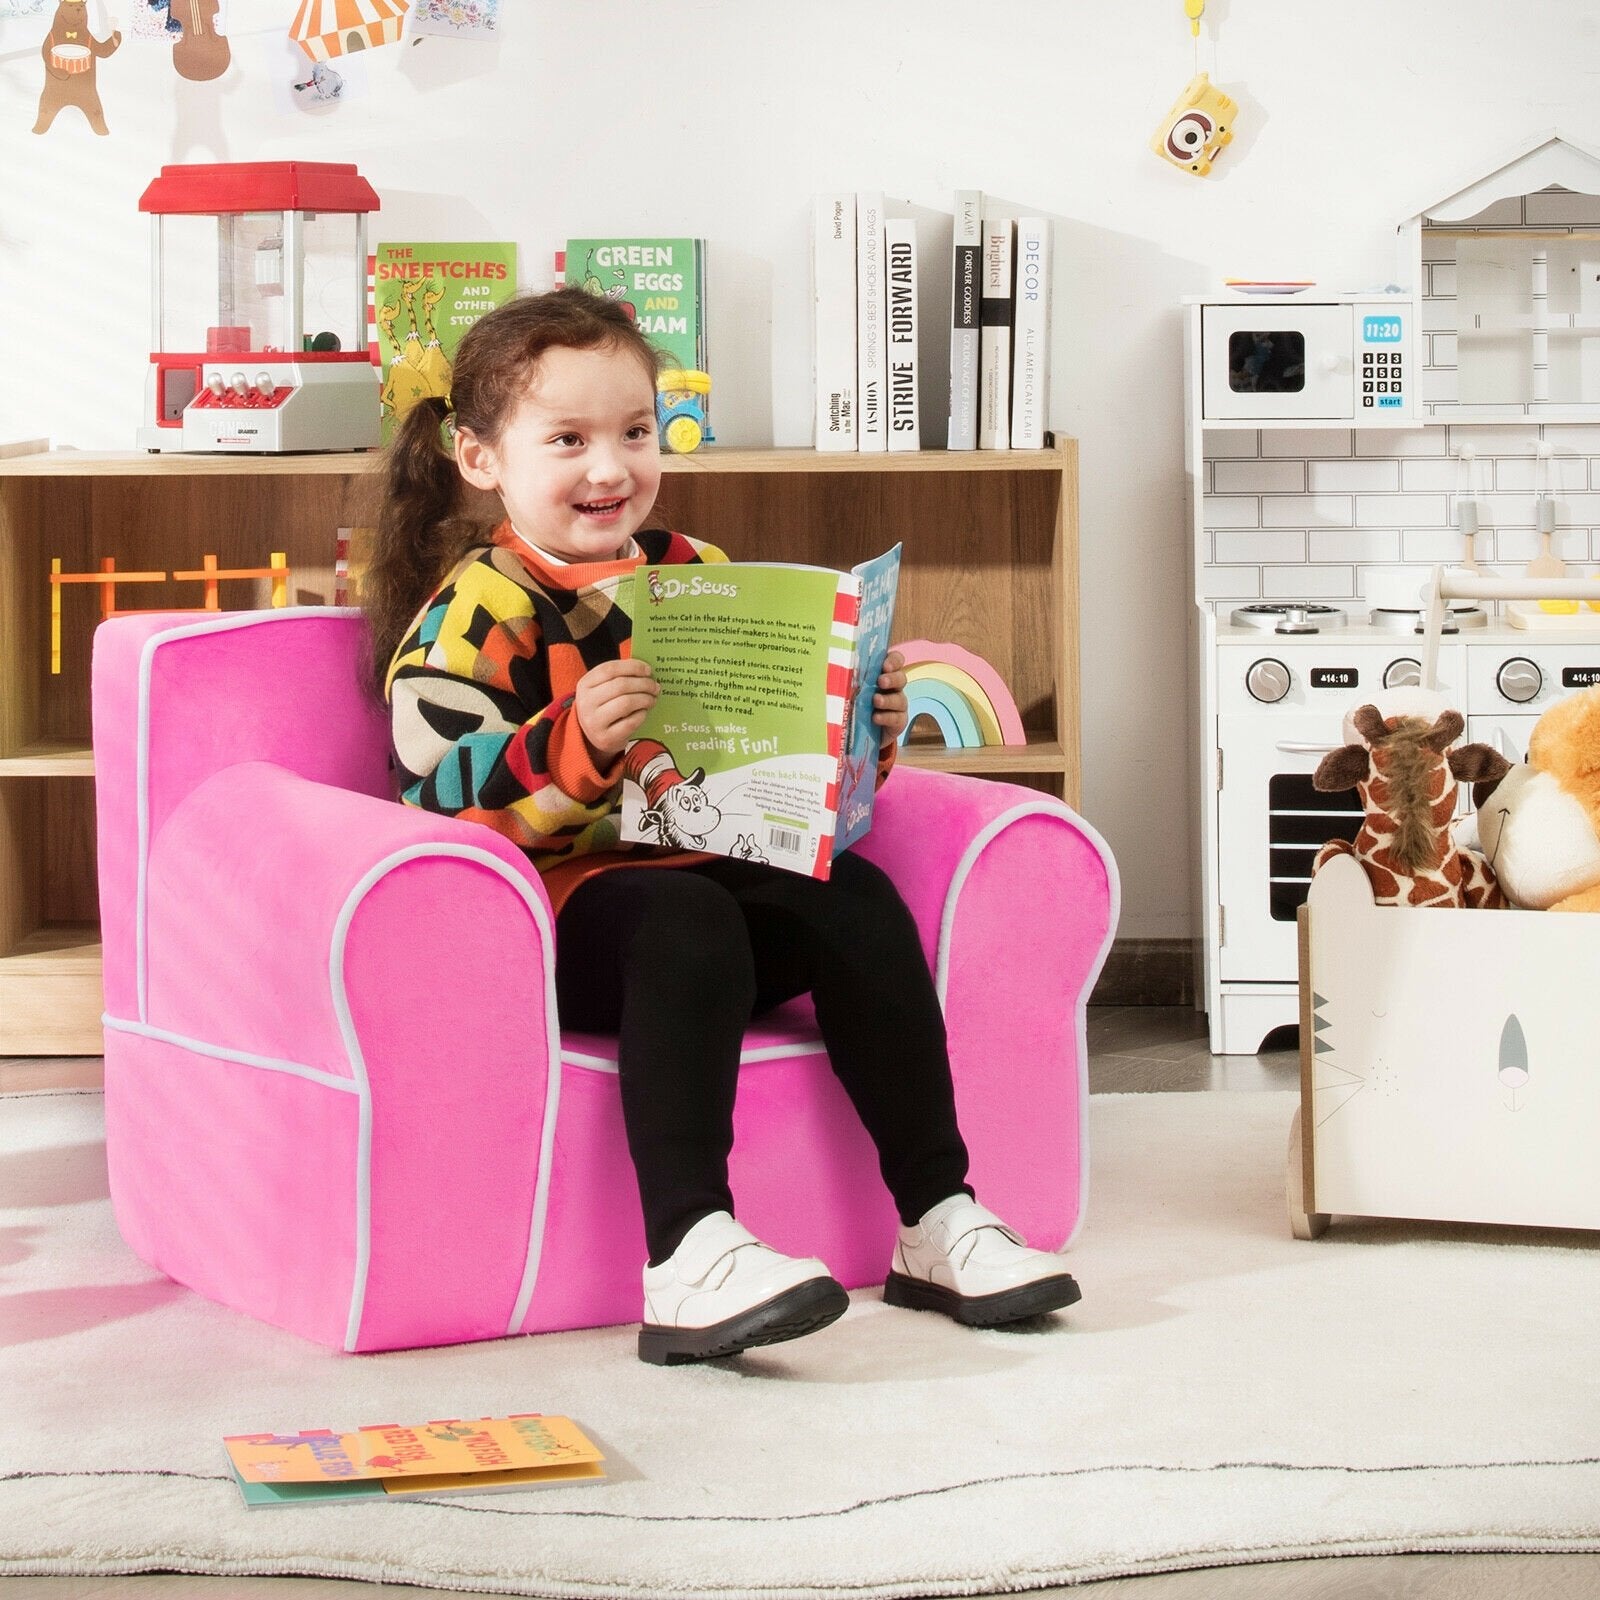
[364,289,1080,1366]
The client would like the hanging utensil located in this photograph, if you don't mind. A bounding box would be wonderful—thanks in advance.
[1456,445,1480,574]
[1528,440,1571,611]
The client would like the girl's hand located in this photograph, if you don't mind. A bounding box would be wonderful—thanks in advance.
[872,649,909,746]
[575,659,659,760]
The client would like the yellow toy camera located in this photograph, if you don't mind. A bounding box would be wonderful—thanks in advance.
[1151,72,1237,177]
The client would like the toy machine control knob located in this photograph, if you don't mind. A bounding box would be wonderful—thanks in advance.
[206,373,226,398]
[255,372,276,399]
[1497,657,1543,704]
[1383,657,1422,689]
[230,372,250,400]
[1246,658,1292,703]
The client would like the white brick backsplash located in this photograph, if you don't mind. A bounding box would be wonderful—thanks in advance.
[1428,332,1458,367]
[1555,492,1600,524]
[1421,297,1457,333]
[1202,495,1260,529]
[1198,566,1261,599]
[1357,493,1446,527]
[1262,494,1353,528]
[1263,565,1354,599]
[1308,528,1401,563]
[1494,527,1547,562]
[1544,425,1600,454]
[1402,527,1476,563]
[1421,232,1455,263]
[1201,429,1261,458]
[1308,459,1400,492]
[1399,457,1460,491]
[1494,455,1589,492]
[1420,371,1459,405]
[1444,425,1543,455]
[1215,459,1305,493]
[1214,529,1305,564]
[1262,428,1352,457]
[1355,428,1446,457]
[1429,262,1458,297]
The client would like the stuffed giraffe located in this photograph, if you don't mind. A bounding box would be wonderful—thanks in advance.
[1313,703,1511,909]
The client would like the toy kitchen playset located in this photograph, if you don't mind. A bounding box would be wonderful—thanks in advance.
[1188,134,1600,1055]
[137,161,381,454]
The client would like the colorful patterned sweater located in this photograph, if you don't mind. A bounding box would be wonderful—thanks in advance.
[385,523,729,911]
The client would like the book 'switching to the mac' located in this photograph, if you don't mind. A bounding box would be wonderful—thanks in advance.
[620,546,901,879]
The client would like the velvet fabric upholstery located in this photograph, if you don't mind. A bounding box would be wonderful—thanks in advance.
[91,610,1119,1352]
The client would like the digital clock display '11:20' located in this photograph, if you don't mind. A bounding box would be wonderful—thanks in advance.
[1362,316,1403,343]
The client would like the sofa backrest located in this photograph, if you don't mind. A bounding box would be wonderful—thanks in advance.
[92,609,393,1020]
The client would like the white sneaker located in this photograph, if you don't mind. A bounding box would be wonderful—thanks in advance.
[883,1195,1081,1327]
[638,1211,849,1366]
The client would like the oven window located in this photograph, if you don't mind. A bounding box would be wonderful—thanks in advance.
[1267,774,1362,921]
[1228,330,1306,394]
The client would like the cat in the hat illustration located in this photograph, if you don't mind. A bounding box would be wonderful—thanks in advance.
[623,738,725,850]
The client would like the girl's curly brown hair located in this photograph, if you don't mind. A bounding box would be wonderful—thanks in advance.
[360,288,662,696]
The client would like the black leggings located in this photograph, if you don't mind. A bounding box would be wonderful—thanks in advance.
[554,852,972,1264]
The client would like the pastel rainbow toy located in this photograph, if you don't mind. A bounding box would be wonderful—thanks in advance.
[895,639,1026,750]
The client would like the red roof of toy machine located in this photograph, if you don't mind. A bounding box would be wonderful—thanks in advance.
[138,162,380,216]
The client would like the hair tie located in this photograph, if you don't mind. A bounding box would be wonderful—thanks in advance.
[437,402,457,455]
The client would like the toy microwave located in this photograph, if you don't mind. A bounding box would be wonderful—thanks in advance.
[1187,292,1418,426]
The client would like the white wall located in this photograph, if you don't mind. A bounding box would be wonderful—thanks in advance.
[4,0,1600,943]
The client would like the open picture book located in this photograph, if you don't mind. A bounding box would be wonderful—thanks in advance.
[620,545,901,878]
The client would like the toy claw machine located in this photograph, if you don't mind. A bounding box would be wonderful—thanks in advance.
[137,161,381,453]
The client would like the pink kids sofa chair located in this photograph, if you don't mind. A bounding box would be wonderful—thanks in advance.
[92,609,1119,1352]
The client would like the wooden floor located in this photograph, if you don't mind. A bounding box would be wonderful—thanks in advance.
[4,1009,1597,1599]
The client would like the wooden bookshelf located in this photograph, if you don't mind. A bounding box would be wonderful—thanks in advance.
[0,438,1079,1053]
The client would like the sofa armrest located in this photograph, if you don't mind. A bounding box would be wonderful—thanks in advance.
[855,765,1119,1247]
[132,760,561,1350]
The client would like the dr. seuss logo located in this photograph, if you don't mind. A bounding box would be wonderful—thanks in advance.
[645,568,739,604]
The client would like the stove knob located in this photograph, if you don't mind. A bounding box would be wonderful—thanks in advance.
[1497,657,1542,704]
[1246,658,1291,703]
[1384,657,1421,690]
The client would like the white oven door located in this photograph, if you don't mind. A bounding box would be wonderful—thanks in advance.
[1216,713,1362,982]
[1468,714,1538,766]
[1202,303,1354,421]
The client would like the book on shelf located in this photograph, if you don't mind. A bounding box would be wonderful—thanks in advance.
[855,191,888,452]
[1009,218,1051,449]
[372,241,518,446]
[978,216,1015,450]
[883,216,919,451]
[562,237,708,379]
[620,545,902,878]
[223,1412,605,1509]
[811,192,857,451]
[947,190,983,451]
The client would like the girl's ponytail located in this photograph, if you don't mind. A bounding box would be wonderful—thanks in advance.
[361,394,479,697]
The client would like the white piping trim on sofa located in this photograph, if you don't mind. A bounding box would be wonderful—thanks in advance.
[134,608,358,1025]
[129,612,561,1353]
[933,799,1121,1253]
[329,842,560,1353]
[100,1015,360,1092]
[560,1036,830,1075]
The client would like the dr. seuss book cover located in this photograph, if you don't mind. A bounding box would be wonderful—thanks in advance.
[563,236,706,375]
[372,241,517,444]
[223,1412,605,1507]
[619,546,901,879]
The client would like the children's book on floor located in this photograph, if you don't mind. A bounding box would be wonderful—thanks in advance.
[620,545,902,878]
[372,241,518,445]
[223,1412,605,1508]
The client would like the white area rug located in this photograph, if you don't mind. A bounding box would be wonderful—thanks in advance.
[4,1089,1600,1598]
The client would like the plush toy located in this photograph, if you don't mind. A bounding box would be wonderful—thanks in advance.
[1476,684,1600,912]
[1313,703,1510,908]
